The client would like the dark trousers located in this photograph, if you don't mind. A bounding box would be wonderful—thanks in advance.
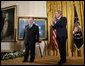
[23,42,35,62]
[57,36,66,61]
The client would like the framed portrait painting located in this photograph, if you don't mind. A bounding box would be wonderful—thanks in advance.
[1,5,17,42]
[18,17,47,40]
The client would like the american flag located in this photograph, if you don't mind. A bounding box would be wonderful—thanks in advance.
[52,20,58,48]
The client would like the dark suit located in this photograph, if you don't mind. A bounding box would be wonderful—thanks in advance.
[23,24,39,62]
[52,17,67,62]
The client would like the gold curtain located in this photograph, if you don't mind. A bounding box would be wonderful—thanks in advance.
[46,1,84,57]
[74,1,84,57]
[67,1,74,57]
[74,1,84,40]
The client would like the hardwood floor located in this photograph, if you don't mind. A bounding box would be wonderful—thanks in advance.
[1,56,84,65]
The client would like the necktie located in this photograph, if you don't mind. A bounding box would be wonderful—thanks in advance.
[29,24,32,28]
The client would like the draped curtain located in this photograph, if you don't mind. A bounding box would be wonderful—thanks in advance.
[46,1,84,57]
[74,1,84,57]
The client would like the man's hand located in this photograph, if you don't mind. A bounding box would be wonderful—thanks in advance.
[53,18,56,24]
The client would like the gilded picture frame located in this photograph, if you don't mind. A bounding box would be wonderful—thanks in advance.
[18,17,48,40]
[1,5,17,42]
